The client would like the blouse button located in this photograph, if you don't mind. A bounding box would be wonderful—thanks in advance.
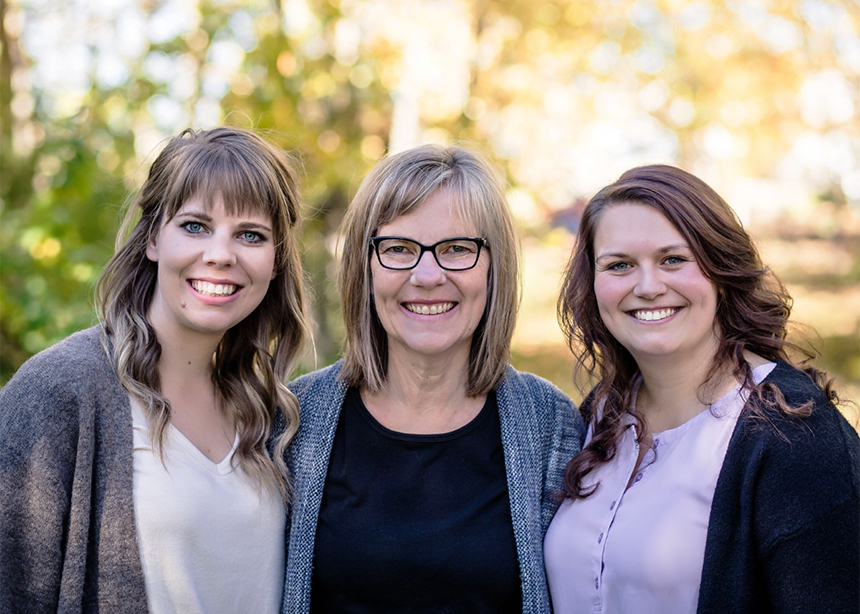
[609,500,616,511]
[634,472,643,483]
[597,532,604,544]
[594,577,599,589]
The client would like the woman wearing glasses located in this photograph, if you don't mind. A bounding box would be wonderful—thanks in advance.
[283,144,583,613]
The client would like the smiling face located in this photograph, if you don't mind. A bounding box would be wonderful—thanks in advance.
[592,203,720,368]
[145,193,277,343]
[371,188,490,363]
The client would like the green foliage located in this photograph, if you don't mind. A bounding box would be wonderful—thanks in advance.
[2,0,858,401]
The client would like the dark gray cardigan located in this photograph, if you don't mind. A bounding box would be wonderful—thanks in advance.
[0,326,148,613]
[697,361,860,612]
[282,361,584,614]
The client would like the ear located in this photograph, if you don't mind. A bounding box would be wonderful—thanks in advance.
[146,233,159,262]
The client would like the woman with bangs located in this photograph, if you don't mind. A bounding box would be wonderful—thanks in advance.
[284,144,583,613]
[545,164,859,613]
[0,127,311,613]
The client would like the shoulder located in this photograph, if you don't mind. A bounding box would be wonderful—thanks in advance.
[288,361,346,397]
[0,326,121,464]
[726,361,860,540]
[287,360,349,417]
[497,366,581,430]
[1,326,114,403]
[498,366,573,408]
[762,360,831,405]
[743,361,856,446]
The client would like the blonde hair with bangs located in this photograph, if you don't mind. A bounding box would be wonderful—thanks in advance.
[96,127,311,500]
[339,144,519,396]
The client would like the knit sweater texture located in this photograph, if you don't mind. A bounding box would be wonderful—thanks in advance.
[0,326,148,613]
[698,360,860,612]
[283,361,583,614]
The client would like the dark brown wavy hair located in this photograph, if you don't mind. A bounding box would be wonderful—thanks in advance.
[557,164,837,500]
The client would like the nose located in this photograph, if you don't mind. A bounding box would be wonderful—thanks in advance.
[410,250,446,287]
[203,232,237,267]
[634,264,667,299]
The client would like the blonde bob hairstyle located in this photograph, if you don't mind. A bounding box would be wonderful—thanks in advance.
[338,144,519,397]
[96,127,311,499]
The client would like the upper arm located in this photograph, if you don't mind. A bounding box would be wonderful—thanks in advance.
[0,359,79,610]
[754,407,860,611]
[762,494,859,612]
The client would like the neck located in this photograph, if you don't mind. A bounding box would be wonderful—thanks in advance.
[633,344,735,435]
[362,347,484,433]
[150,327,222,392]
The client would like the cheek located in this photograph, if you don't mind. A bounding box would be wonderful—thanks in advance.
[679,270,718,311]
[593,276,620,311]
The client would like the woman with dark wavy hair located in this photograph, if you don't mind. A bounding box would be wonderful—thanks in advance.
[545,164,859,613]
[0,127,310,613]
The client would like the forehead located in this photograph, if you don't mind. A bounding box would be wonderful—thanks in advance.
[378,189,479,240]
[594,203,686,252]
[170,190,273,223]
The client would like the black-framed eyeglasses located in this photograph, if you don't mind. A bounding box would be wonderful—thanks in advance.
[370,236,488,271]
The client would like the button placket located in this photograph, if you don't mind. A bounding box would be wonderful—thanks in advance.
[591,436,637,611]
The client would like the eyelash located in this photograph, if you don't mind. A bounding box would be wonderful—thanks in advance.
[240,230,265,244]
[604,256,688,271]
[180,221,205,234]
[607,261,631,271]
[663,255,688,266]
[179,222,267,244]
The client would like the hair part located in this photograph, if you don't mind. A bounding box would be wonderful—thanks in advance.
[338,144,520,396]
[96,127,311,500]
[557,164,837,500]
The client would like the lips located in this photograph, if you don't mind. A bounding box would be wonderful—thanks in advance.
[191,280,239,297]
[403,302,455,315]
[630,307,678,322]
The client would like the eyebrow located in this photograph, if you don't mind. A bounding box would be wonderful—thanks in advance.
[595,243,691,262]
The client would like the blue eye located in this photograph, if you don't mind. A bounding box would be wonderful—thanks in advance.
[607,261,631,271]
[241,230,264,243]
[664,256,687,266]
[181,221,204,234]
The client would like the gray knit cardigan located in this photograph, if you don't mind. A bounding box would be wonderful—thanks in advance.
[0,326,149,613]
[282,361,583,614]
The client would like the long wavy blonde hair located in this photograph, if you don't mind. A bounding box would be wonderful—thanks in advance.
[96,127,311,500]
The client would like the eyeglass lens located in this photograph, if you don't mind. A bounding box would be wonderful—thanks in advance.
[376,238,481,270]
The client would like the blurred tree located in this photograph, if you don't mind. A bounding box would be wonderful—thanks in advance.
[1,0,858,395]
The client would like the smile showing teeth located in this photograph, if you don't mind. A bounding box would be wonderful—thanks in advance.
[191,280,238,297]
[631,308,677,322]
[404,302,455,315]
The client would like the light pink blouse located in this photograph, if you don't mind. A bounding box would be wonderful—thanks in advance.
[544,363,775,614]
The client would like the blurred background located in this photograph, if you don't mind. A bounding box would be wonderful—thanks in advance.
[1,0,858,420]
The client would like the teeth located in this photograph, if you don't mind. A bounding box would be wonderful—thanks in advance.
[192,280,237,296]
[632,308,677,322]
[404,302,454,315]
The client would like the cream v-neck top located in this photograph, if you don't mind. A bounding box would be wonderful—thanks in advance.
[130,397,285,614]
[544,363,776,614]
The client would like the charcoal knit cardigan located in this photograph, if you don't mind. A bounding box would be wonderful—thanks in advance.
[0,326,149,613]
[282,361,583,614]
[696,361,860,612]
